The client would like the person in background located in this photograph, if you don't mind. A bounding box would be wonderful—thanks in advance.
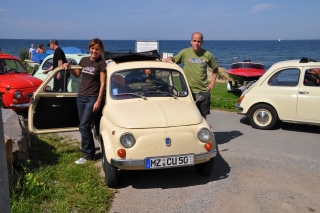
[0,47,2,54]
[43,39,68,91]
[304,68,320,86]
[29,44,36,59]
[36,44,46,53]
[166,32,218,119]
[70,38,106,164]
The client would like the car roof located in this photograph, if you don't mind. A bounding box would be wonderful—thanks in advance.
[268,58,320,70]
[105,50,160,63]
[0,53,19,60]
[42,53,90,61]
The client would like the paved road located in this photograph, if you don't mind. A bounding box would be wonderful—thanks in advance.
[108,110,320,213]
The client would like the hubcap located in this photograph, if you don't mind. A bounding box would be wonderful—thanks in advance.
[254,109,271,126]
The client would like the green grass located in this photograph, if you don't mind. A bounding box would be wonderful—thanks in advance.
[10,134,115,213]
[210,82,241,111]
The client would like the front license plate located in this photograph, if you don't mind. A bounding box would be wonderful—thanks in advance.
[145,154,194,169]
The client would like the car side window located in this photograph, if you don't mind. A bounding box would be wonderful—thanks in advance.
[304,68,320,86]
[268,68,300,86]
[42,58,53,70]
[67,59,78,65]
[43,69,81,93]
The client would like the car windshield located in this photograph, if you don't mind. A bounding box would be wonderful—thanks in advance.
[110,68,189,99]
[0,59,27,74]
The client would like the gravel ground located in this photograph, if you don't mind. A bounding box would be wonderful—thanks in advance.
[60,110,320,213]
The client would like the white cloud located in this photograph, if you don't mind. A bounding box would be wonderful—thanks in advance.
[251,3,279,13]
[0,8,7,13]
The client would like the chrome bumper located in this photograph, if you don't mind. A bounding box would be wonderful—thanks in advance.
[111,149,217,170]
[10,103,30,108]
[235,103,243,113]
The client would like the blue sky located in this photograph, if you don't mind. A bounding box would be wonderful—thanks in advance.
[1,0,319,40]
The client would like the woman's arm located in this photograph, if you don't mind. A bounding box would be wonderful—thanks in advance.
[93,71,106,112]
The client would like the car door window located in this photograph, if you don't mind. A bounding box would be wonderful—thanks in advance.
[303,68,320,86]
[44,69,81,93]
[268,68,300,86]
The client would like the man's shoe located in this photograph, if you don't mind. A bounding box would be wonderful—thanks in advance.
[75,158,88,164]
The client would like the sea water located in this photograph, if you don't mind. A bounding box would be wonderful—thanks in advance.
[0,39,319,69]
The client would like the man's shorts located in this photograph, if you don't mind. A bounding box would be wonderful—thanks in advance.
[192,91,211,116]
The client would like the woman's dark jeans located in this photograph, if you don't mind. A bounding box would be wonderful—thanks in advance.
[77,94,98,160]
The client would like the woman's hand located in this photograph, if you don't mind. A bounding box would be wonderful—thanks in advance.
[93,101,101,112]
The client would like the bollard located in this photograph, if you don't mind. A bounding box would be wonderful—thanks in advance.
[0,93,11,213]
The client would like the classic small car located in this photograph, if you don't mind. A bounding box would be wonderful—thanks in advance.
[28,51,217,187]
[236,57,320,130]
[0,53,42,111]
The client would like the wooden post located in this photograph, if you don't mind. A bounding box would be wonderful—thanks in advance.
[0,93,11,213]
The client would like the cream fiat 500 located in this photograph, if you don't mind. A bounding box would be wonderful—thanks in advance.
[236,58,320,130]
[28,51,217,187]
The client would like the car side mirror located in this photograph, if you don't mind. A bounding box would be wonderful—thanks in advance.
[194,92,204,103]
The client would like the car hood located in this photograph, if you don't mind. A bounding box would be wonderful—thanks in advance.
[0,74,42,88]
[105,99,203,128]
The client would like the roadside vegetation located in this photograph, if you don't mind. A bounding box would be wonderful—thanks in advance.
[209,68,240,111]
[18,48,29,62]
[10,134,115,213]
[210,82,240,111]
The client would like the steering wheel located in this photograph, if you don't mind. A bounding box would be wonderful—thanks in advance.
[7,68,17,72]
[168,85,178,95]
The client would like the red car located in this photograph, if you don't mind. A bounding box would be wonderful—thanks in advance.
[0,53,42,111]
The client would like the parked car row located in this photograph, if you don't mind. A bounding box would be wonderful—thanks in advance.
[2,49,319,187]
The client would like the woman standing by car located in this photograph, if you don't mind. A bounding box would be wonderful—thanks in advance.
[70,38,106,164]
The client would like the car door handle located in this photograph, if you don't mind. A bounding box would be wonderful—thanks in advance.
[298,91,309,94]
[52,104,60,107]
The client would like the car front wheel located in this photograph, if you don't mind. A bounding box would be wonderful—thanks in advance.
[101,144,118,187]
[195,157,214,176]
[249,104,278,130]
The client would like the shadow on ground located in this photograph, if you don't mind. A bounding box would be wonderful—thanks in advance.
[240,115,320,134]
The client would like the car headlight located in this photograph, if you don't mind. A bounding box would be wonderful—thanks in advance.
[14,91,22,99]
[120,133,136,148]
[197,128,211,142]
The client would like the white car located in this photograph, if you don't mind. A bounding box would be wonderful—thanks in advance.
[31,53,90,92]
[236,57,320,130]
[28,51,217,187]
[32,54,90,76]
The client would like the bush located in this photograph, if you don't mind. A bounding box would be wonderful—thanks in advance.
[18,48,29,61]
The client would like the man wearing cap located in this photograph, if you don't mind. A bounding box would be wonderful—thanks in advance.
[43,39,68,91]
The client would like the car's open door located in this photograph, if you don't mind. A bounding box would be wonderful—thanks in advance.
[28,65,83,134]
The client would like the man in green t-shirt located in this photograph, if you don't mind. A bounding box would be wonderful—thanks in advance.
[166,32,218,119]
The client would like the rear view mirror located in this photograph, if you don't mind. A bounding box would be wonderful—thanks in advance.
[194,92,204,103]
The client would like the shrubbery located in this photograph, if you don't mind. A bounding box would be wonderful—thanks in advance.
[18,48,29,62]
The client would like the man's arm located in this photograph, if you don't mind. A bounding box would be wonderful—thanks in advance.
[43,65,53,74]
[206,67,218,91]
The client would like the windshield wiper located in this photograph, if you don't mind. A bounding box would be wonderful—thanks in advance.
[146,90,177,99]
[114,93,147,100]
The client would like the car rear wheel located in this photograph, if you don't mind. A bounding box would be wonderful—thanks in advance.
[101,143,117,187]
[249,104,278,130]
[195,157,214,176]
